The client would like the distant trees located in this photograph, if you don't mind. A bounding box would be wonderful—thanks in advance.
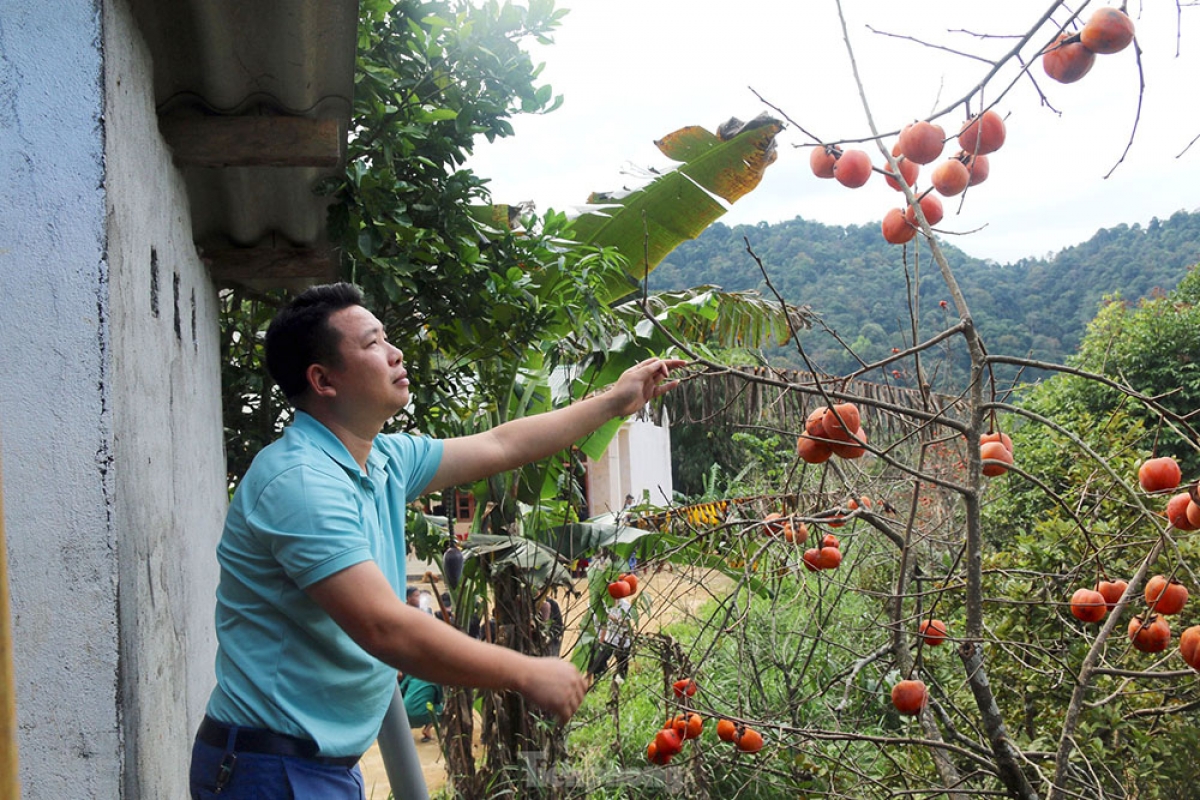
[654,210,1200,379]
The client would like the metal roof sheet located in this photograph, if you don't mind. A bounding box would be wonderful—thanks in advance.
[131,0,359,285]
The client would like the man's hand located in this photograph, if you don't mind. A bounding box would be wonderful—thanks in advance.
[604,358,688,418]
[516,657,588,724]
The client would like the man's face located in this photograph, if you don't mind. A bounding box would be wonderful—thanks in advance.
[322,305,410,420]
[407,591,420,607]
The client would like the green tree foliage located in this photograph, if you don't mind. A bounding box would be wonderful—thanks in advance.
[221,0,570,482]
[1056,267,1200,473]
[964,269,1200,799]
[332,0,573,434]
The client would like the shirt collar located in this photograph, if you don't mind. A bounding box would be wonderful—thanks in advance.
[291,411,389,478]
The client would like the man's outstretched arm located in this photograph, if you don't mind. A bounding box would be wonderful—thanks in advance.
[426,357,686,494]
[306,560,586,723]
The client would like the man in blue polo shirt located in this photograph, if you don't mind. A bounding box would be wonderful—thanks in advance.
[189,283,683,798]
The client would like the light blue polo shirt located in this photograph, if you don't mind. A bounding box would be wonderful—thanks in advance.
[205,411,444,757]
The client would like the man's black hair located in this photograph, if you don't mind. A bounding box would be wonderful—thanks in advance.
[265,282,365,403]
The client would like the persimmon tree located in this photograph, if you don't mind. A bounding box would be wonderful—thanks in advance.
[565,3,1200,800]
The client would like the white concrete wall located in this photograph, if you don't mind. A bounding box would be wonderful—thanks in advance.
[0,1,225,797]
[0,2,121,796]
[587,410,674,518]
[103,0,225,797]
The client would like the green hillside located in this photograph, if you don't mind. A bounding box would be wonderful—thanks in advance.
[650,209,1200,379]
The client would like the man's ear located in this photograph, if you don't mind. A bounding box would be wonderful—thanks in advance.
[306,363,337,398]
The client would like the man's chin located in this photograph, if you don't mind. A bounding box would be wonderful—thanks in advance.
[386,390,411,417]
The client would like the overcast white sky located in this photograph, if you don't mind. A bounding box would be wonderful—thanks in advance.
[467,1,1200,264]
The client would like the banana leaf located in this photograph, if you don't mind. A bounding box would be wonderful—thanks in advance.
[536,517,661,563]
[461,533,574,587]
[567,114,783,304]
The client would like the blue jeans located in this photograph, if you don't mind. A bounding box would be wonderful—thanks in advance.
[189,736,366,799]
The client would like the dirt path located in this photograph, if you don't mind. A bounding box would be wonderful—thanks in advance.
[358,566,731,796]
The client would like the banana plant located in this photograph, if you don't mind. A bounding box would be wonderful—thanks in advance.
[449,113,796,550]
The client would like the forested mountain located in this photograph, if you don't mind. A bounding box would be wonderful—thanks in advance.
[650,209,1200,378]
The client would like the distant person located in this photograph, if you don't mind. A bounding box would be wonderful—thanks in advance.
[540,595,565,658]
[587,596,633,683]
[398,673,444,743]
[418,589,435,614]
[405,586,421,608]
[435,591,454,625]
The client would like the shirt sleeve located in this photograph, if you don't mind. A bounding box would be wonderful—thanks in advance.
[377,432,444,501]
[248,463,374,590]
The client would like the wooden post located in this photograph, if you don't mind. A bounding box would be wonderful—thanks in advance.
[0,437,20,798]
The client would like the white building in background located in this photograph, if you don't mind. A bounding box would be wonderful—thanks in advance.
[586,407,674,517]
[406,408,674,580]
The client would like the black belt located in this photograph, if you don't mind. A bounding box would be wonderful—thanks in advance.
[197,715,361,768]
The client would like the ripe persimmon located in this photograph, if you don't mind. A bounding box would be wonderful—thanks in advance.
[1081,7,1135,54]
[1138,457,1182,493]
[810,146,838,179]
[931,159,970,197]
[1180,625,1200,671]
[821,533,841,550]
[846,496,871,512]
[1129,614,1171,653]
[1070,588,1107,623]
[607,579,632,599]
[802,548,822,572]
[882,207,917,245]
[831,428,868,459]
[963,152,989,186]
[891,679,928,715]
[672,678,698,698]
[823,403,861,441]
[918,618,948,646]
[681,713,704,739]
[898,121,946,165]
[957,110,1006,155]
[834,149,872,188]
[762,512,787,537]
[905,193,944,227]
[1145,575,1188,616]
[805,407,829,437]
[884,145,920,191]
[1096,579,1128,609]
[980,430,1013,452]
[816,545,843,570]
[716,718,737,742]
[1166,493,1200,531]
[646,740,671,765]
[783,517,809,544]
[620,573,638,594]
[735,726,764,753]
[655,727,683,757]
[1042,32,1095,84]
[980,440,1015,477]
[1188,496,1200,528]
[797,435,834,464]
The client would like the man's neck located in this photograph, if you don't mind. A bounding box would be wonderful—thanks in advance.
[301,406,380,473]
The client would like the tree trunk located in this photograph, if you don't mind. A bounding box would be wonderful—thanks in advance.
[959,641,1040,800]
